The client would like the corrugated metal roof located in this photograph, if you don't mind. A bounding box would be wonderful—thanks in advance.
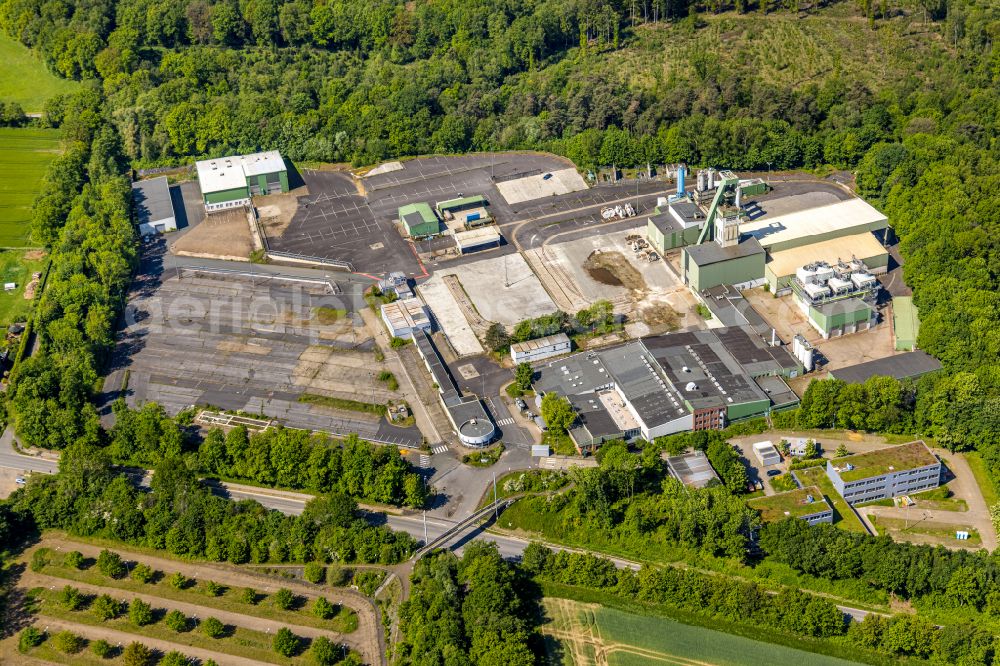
[241,150,285,176]
[741,198,888,249]
[766,232,887,278]
[829,351,941,384]
[131,176,175,226]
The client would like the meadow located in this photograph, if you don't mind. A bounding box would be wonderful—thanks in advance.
[542,597,862,666]
[0,127,61,247]
[0,32,79,112]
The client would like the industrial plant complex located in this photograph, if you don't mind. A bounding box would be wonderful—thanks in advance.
[122,150,943,513]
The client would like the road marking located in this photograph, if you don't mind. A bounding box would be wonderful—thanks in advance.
[431,444,449,455]
[496,418,515,426]
[419,455,431,467]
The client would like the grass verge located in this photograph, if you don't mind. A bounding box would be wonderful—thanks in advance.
[965,451,999,508]
[298,393,387,417]
[29,587,311,665]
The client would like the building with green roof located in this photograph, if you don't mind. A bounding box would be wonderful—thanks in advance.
[826,441,941,503]
[748,486,833,525]
[398,202,440,237]
[893,296,920,351]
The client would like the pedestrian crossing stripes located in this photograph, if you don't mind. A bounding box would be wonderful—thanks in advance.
[419,455,431,467]
[431,444,449,455]
[496,418,515,426]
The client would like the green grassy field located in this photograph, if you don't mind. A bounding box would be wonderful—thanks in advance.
[0,32,79,112]
[0,249,46,328]
[542,596,861,666]
[0,127,61,247]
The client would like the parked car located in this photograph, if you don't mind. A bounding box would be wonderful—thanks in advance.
[15,477,26,485]
[543,173,553,180]
[766,469,781,477]
[515,398,527,410]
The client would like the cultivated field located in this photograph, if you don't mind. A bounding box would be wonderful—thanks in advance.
[0,33,79,111]
[541,597,859,666]
[6,538,378,665]
[0,127,61,247]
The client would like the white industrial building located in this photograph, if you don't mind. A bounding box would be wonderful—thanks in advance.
[753,441,782,467]
[381,299,431,338]
[510,333,571,364]
[131,177,177,235]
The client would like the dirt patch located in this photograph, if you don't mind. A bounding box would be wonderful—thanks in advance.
[22,271,41,300]
[23,250,45,261]
[583,250,645,291]
[639,303,680,332]
[256,188,306,237]
[171,208,253,260]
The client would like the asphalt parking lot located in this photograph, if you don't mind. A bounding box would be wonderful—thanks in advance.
[263,154,671,276]
[266,170,421,277]
[103,242,423,447]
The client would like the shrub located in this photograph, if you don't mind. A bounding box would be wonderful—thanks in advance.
[130,563,154,583]
[18,627,44,652]
[51,630,84,654]
[91,594,122,621]
[64,550,85,569]
[240,587,258,605]
[97,550,126,579]
[327,565,351,587]
[122,642,152,666]
[128,598,153,626]
[201,617,225,638]
[272,627,299,657]
[304,562,325,584]
[90,638,113,658]
[168,572,188,589]
[160,651,188,666]
[203,580,224,596]
[310,636,339,666]
[164,609,188,632]
[353,570,384,596]
[313,596,336,619]
[30,549,50,572]
[58,584,85,611]
[273,587,295,610]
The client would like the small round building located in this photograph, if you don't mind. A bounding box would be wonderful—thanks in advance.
[458,417,495,447]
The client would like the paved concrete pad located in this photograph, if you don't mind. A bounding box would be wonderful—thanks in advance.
[417,277,484,356]
[437,253,555,326]
[496,168,588,204]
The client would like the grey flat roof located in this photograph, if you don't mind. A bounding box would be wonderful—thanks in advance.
[451,397,494,436]
[535,326,800,425]
[649,211,682,235]
[643,329,770,410]
[666,450,720,489]
[700,284,773,338]
[685,237,764,267]
[830,351,942,384]
[599,342,687,426]
[671,202,704,224]
[755,375,799,409]
[132,177,175,226]
[413,329,458,395]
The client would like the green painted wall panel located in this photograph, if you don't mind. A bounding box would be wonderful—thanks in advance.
[204,186,250,204]
[727,398,771,421]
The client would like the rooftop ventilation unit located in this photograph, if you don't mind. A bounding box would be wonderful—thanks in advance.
[685,382,698,391]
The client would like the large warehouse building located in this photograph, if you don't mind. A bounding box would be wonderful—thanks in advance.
[532,326,801,452]
[196,150,288,213]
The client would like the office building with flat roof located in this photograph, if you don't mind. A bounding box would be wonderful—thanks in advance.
[826,441,941,503]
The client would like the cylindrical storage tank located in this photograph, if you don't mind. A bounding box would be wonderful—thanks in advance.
[677,164,686,195]
[802,347,815,372]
